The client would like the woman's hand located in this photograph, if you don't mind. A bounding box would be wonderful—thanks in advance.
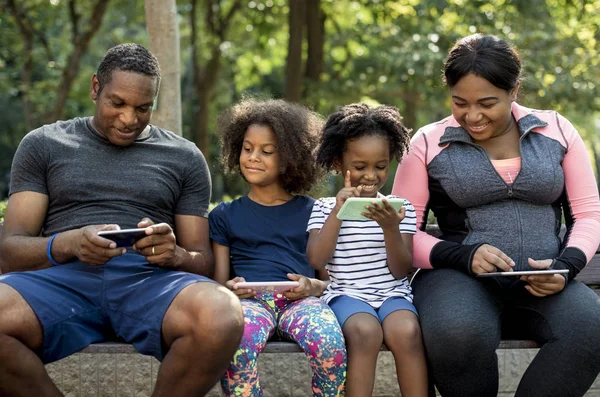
[334,171,362,212]
[471,244,515,274]
[363,200,405,232]
[226,276,256,299]
[521,258,566,297]
[284,273,326,301]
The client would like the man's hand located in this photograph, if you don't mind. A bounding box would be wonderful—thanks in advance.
[133,218,180,267]
[471,244,515,275]
[74,224,126,265]
[227,276,257,299]
[521,258,566,297]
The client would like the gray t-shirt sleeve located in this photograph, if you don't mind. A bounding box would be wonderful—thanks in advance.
[176,146,212,218]
[9,127,50,196]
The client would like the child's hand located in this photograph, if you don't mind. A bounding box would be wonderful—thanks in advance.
[284,273,320,300]
[335,170,362,211]
[226,276,256,299]
[363,199,406,232]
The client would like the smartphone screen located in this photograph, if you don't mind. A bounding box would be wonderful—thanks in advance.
[97,228,147,247]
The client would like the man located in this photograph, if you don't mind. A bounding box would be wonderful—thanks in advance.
[0,43,244,396]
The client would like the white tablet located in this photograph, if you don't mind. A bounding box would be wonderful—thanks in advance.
[336,197,405,221]
[234,281,300,294]
[476,269,569,277]
[98,228,147,247]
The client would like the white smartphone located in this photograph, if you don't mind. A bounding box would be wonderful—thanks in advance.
[476,269,569,277]
[234,281,300,294]
[97,228,147,247]
[336,197,405,221]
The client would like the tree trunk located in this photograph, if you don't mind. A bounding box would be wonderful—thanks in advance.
[49,0,110,123]
[195,87,211,158]
[305,0,324,82]
[145,0,182,135]
[189,0,241,155]
[401,91,419,134]
[193,49,222,155]
[284,0,305,102]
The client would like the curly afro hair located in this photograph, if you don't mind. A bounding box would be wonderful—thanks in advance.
[317,103,411,171]
[96,43,161,96]
[216,98,324,194]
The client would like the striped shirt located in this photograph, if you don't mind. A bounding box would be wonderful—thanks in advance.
[307,195,416,308]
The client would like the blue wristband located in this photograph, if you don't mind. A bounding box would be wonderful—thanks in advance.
[47,233,61,266]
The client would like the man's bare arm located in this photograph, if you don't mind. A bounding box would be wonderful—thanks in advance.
[0,192,125,273]
[0,192,51,273]
[170,215,214,277]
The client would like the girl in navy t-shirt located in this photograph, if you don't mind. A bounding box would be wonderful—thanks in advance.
[209,98,346,397]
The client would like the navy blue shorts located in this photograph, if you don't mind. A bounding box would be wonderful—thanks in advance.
[329,295,418,327]
[0,253,212,363]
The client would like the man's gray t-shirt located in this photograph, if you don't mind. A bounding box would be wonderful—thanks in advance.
[9,117,211,236]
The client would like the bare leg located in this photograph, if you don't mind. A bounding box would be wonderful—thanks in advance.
[153,282,244,397]
[0,284,62,397]
[343,313,383,397]
[383,311,428,397]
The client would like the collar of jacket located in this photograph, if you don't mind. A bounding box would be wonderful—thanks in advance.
[438,102,549,146]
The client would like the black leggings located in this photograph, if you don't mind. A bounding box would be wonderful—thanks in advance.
[412,269,600,397]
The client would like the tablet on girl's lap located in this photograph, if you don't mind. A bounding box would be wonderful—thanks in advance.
[234,281,300,293]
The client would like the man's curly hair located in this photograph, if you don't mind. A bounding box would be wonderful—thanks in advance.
[317,103,411,171]
[216,98,324,194]
[96,43,161,96]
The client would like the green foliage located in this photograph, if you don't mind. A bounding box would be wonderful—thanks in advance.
[0,200,6,222]
[2,0,599,201]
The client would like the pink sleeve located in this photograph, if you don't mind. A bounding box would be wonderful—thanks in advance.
[560,116,600,261]
[392,132,438,269]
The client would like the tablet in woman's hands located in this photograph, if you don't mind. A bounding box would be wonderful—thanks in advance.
[98,228,147,247]
[337,197,405,221]
[234,281,300,293]
[476,269,569,277]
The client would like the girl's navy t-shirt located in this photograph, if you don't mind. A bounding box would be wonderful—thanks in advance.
[209,195,316,281]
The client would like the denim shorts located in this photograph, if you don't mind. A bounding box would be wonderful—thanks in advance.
[0,253,212,363]
[329,295,418,327]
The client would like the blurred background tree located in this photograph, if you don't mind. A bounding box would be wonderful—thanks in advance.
[1,0,598,203]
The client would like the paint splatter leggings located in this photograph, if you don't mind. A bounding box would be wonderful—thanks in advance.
[220,294,347,396]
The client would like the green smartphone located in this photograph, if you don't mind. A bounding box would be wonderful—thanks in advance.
[336,197,405,221]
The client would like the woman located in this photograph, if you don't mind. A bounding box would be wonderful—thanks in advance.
[392,34,600,397]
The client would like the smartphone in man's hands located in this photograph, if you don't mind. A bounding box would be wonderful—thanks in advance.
[97,228,147,247]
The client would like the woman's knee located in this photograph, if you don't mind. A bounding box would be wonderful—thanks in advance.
[414,294,500,356]
[418,303,499,365]
[559,303,600,358]
[544,283,600,356]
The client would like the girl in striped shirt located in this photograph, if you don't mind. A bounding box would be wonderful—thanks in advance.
[307,103,428,397]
